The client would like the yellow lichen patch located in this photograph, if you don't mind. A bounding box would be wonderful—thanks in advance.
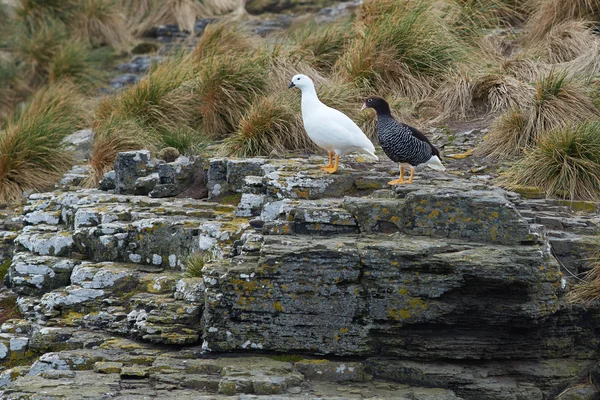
[488,211,500,220]
[340,327,349,334]
[273,302,283,312]
[294,188,310,198]
[388,296,429,321]
[391,261,399,267]
[447,148,473,159]
[390,216,401,223]
[429,210,440,218]
[490,225,498,241]
[398,287,408,295]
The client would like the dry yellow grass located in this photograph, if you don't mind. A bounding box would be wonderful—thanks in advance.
[69,0,134,51]
[499,121,600,201]
[481,70,598,158]
[567,255,600,304]
[0,82,87,203]
[192,22,256,61]
[526,0,600,44]
[531,20,598,64]
[120,0,241,35]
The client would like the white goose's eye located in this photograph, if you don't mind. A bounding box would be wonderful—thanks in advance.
[296,77,300,81]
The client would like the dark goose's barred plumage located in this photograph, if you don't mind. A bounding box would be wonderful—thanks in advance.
[363,96,444,170]
[376,114,437,166]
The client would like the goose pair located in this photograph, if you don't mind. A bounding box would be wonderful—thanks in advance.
[289,74,445,184]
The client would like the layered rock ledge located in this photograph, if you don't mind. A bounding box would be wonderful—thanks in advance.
[0,154,599,399]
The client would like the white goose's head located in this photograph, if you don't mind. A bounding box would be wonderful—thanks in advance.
[288,74,314,91]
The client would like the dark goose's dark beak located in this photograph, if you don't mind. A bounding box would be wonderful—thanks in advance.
[288,81,295,89]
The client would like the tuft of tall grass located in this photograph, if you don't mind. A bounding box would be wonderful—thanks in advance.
[481,70,598,158]
[526,0,600,44]
[0,82,87,203]
[192,22,256,61]
[14,20,68,85]
[0,60,30,121]
[283,21,354,73]
[472,74,534,113]
[87,115,155,185]
[119,0,240,35]
[184,252,207,278]
[336,0,467,99]
[96,54,196,126]
[500,121,600,201]
[531,20,598,64]
[157,124,207,155]
[529,70,598,137]
[16,0,74,28]
[47,42,110,91]
[445,0,530,37]
[480,108,527,157]
[194,53,269,138]
[567,257,600,304]
[221,93,300,157]
[69,0,134,51]
[90,55,197,183]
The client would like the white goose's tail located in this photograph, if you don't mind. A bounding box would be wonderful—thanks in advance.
[426,155,445,171]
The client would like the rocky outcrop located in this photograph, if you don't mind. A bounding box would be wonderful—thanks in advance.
[1,153,599,399]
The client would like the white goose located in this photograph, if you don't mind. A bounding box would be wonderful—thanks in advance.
[288,74,378,173]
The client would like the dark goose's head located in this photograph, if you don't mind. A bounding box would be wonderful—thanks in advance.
[361,96,392,116]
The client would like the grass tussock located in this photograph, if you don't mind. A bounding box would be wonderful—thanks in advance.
[445,0,530,37]
[90,55,197,182]
[47,42,110,90]
[532,20,598,64]
[195,53,268,138]
[499,121,600,201]
[567,257,600,304]
[192,22,256,61]
[336,0,467,99]
[87,116,155,184]
[69,0,134,51]
[481,70,598,158]
[0,60,30,121]
[472,74,533,113]
[184,252,206,278]
[0,82,87,204]
[283,21,353,73]
[526,0,600,44]
[120,0,240,35]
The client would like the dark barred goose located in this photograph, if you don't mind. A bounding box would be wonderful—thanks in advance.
[362,96,445,185]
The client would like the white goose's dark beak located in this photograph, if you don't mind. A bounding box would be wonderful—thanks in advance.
[288,81,295,89]
[360,103,367,111]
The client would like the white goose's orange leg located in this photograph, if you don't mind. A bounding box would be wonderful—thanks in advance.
[388,166,406,185]
[320,151,334,170]
[323,154,340,174]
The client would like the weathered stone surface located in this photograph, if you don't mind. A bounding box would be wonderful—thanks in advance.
[227,158,266,193]
[134,173,159,195]
[56,165,91,189]
[8,253,77,295]
[99,170,116,191]
[15,226,74,256]
[114,150,154,195]
[296,360,365,382]
[61,129,94,162]
[150,156,204,198]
